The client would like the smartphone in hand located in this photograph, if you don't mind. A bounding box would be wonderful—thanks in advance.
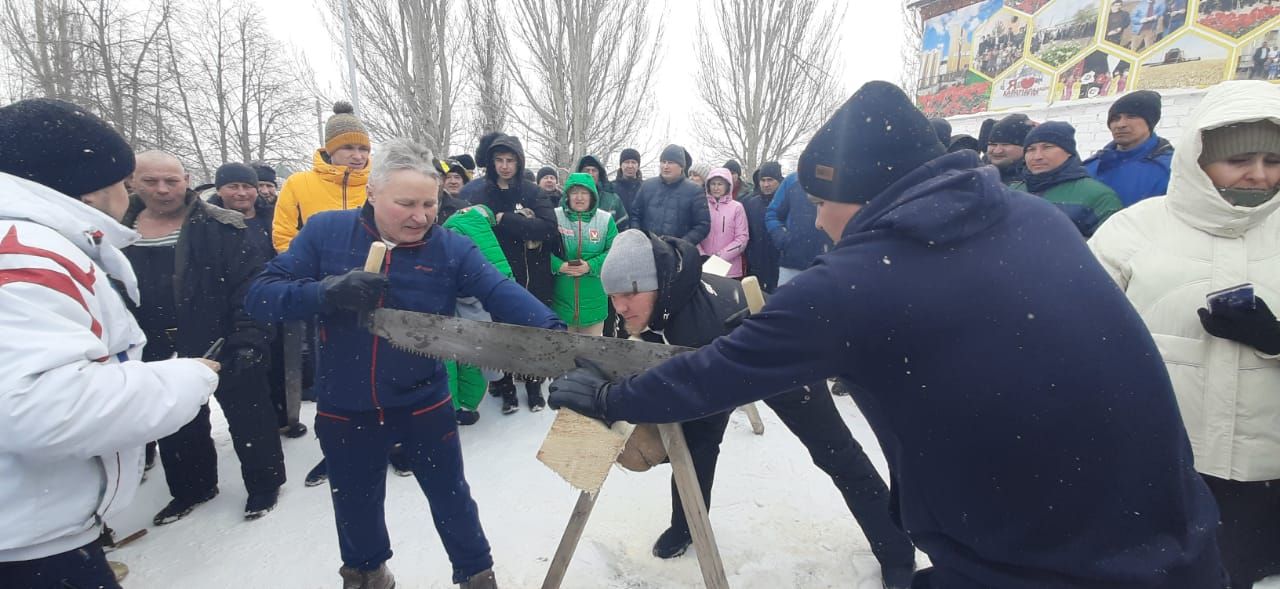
[1207,284,1255,315]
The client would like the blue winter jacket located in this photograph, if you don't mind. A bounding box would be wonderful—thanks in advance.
[1083,135,1173,207]
[604,151,1222,588]
[245,205,563,414]
[764,173,832,270]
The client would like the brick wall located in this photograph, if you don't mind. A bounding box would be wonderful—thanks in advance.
[944,88,1208,157]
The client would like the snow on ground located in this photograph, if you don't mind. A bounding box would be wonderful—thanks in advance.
[111,390,907,588]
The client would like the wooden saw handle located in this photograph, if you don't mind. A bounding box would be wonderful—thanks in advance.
[364,242,388,273]
[741,276,766,314]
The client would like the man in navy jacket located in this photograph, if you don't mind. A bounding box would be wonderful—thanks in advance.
[246,139,562,589]
[550,82,1224,588]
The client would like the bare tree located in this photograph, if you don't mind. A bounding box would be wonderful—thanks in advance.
[0,0,81,102]
[465,0,507,146]
[693,0,844,176]
[497,0,664,168]
[318,0,461,155]
[900,0,924,97]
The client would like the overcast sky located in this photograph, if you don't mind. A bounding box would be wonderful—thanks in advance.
[260,0,909,169]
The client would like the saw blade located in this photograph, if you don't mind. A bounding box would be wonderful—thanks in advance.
[367,309,692,380]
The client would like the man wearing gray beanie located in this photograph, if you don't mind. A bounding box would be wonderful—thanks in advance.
[628,145,710,246]
[586,229,917,583]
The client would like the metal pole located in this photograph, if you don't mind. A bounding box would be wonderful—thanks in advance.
[340,0,360,113]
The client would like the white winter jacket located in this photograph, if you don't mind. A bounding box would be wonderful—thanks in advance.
[0,173,217,561]
[1089,81,1280,482]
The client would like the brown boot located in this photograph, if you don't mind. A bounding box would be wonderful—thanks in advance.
[339,564,395,589]
[459,568,497,589]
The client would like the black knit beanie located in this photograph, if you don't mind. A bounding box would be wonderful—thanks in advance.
[215,162,258,189]
[724,160,742,176]
[451,153,477,171]
[929,118,952,145]
[0,98,135,198]
[949,135,980,153]
[798,81,947,204]
[757,161,783,181]
[537,166,558,182]
[620,148,641,164]
[1024,121,1079,158]
[989,114,1036,145]
[252,163,277,185]
[1109,90,1162,130]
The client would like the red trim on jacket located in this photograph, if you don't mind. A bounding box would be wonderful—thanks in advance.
[0,268,103,337]
[0,226,97,292]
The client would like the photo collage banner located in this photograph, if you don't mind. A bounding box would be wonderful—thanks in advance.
[916,0,1280,117]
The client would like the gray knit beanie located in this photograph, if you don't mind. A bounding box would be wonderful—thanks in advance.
[601,230,659,294]
[1200,120,1280,165]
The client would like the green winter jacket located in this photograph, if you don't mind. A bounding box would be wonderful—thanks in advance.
[552,173,618,327]
[443,205,512,277]
[440,205,510,412]
[1009,177,1122,237]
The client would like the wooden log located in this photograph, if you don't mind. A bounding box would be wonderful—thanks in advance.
[537,411,635,492]
[283,321,304,424]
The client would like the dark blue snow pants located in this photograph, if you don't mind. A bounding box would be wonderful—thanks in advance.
[315,398,492,584]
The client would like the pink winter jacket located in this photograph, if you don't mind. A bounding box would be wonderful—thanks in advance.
[698,167,750,278]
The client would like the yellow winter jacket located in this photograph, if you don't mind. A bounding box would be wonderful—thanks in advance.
[272,150,370,252]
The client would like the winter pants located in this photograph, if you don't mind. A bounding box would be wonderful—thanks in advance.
[669,385,915,569]
[0,540,119,589]
[158,368,286,501]
[446,361,487,412]
[1202,474,1280,588]
[315,400,492,584]
[764,385,915,568]
[668,411,734,534]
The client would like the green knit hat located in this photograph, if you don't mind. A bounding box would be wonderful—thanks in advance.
[1200,120,1280,165]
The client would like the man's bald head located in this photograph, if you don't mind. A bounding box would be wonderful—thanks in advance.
[133,150,190,217]
[134,150,185,175]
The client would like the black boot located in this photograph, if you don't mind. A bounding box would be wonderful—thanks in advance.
[153,487,219,525]
[651,526,692,559]
[456,409,480,426]
[304,459,328,487]
[526,380,546,412]
[244,487,279,520]
[279,422,308,438]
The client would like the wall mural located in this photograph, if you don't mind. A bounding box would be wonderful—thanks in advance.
[916,0,1280,118]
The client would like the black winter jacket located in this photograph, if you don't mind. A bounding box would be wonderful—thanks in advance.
[123,192,273,359]
[464,135,562,304]
[630,176,711,245]
[740,190,781,293]
[640,234,743,348]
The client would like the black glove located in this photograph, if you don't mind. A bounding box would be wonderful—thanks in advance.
[1198,296,1280,355]
[227,347,265,375]
[548,357,613,422]
[320,269,388,313]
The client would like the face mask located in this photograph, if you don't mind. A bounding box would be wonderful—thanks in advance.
[1219,187,1279,208]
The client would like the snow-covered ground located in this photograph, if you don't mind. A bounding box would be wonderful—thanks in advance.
[109,390,1280,589]
[110,390,908,588]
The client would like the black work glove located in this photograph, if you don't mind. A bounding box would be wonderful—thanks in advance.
[548,357,613,422]
[227,347,265,375]
[1198,296,1280,355]
[320,269,388,313]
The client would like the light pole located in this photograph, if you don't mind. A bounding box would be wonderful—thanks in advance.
[340,0,360,113]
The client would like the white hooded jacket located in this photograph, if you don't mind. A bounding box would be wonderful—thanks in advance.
[0,173,217,561]
[1089,81,1280,482]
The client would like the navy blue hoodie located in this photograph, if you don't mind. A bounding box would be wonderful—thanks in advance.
[603,151,1223,588]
